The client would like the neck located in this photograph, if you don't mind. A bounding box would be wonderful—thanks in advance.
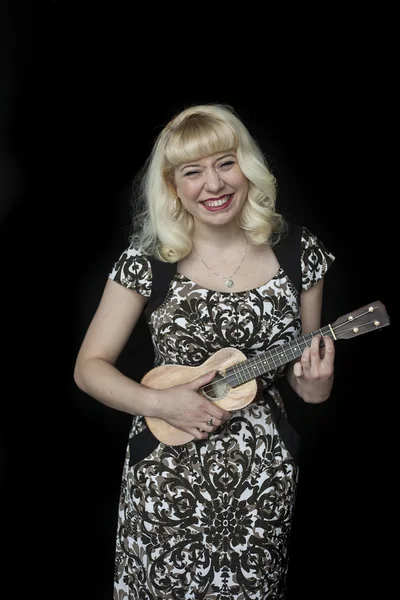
[192,222,244,250]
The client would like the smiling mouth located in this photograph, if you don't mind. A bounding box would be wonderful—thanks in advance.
[201,194,233,211]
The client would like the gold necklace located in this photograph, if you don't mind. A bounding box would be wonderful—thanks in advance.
[193,238,249,288]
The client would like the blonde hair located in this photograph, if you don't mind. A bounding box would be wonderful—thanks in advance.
[130,103,286,261]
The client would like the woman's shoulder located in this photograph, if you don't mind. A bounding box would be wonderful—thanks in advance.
[108,243,153,296]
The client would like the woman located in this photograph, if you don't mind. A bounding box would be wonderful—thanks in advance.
[74,103,335,598]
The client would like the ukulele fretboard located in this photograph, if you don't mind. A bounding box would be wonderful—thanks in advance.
[225,326,332,387]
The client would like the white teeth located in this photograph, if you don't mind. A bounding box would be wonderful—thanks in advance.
[203,195,231,207]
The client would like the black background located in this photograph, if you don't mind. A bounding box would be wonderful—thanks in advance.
[2,2,396,599]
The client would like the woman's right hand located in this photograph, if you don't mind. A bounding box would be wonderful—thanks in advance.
[154,371,232,440]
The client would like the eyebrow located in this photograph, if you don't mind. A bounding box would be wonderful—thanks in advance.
[179,153,236,173]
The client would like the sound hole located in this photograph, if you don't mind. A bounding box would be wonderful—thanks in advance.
[200,372,229,401]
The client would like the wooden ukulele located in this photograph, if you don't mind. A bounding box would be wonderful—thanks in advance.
[143,301,390,445]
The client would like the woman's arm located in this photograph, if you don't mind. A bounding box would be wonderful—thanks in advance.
[286,278,335,403]
[73,278,231,437]
[74,278,159,416]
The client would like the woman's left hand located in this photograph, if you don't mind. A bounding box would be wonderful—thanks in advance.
[292,335,335,403]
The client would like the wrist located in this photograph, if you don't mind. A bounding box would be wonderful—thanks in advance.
[139,385,163,418]
[301,378,334,404]
[302,390,331,404]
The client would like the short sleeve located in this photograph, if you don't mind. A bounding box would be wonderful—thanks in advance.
[108,245,152,298]
[301,227,335,291]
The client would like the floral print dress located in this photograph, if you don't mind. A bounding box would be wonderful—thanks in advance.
[108,227,334,599]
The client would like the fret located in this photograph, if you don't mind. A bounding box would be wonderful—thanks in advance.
[233,364,243,385]
[269,352,277,368]
[242,363,249,381]
[262,356,269,373]
[244,362,252,381]
[280,347,290,364]
[294,337,303,358]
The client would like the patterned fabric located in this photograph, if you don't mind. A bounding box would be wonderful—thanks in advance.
[109,227,334,599]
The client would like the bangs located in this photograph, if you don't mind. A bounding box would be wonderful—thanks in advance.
[164,114,238,169]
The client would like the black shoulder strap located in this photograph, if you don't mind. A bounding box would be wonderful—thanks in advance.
[273,223,303,296]
[144,257,177,320]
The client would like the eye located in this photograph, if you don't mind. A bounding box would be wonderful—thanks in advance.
[183,169,200,177]
[219,160,236,169]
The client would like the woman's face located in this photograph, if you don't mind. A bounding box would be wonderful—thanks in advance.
[173,150,249,227]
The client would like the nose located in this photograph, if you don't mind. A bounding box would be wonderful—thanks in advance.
[203,168,224,193]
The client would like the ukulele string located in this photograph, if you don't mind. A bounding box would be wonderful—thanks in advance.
[199,318,378,397]
[200,326,330,396]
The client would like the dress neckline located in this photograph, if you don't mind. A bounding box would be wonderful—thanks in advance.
[174,268,284,295]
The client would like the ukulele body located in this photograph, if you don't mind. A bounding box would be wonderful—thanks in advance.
[143,347,258,445]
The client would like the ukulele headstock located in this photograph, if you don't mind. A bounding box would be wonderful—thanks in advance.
[330,300,390,340]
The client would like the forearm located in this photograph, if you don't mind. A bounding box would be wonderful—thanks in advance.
[74,357,160,417]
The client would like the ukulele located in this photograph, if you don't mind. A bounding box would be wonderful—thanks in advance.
[143,301,390,445]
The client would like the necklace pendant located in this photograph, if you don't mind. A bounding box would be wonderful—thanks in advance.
[226,278,234,288]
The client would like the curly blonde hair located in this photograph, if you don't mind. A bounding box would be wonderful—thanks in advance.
[130,104,286,261]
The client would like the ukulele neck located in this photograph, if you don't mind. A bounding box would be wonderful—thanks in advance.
[226,326,333,387]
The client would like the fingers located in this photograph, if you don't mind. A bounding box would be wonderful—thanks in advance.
[194,414,226,439]
[191,428,209,441]
[291,335,335,403]
[293,360,303,378]
[191,415,222,440]
[309,334,321,362]
[204,414,226,430]
[188,371,231,423]
[207,407,231,424]
[188,370,217,392]
[293,341,312,379]
[321,336,335,360]
[195,410,230,439]
[295,335,335,379]
[304,335,327,368]
[301,344,311,372]
[196,413,229,437]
